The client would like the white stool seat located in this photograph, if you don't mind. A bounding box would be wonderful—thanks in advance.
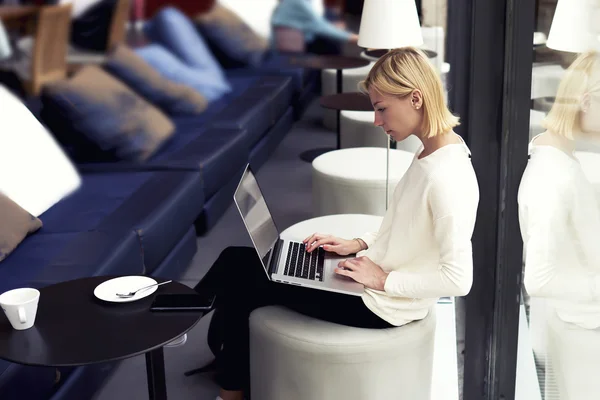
[312,148,414,216]
[340,110,423,152]
[250,305,436,400]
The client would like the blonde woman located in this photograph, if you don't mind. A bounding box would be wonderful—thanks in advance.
[518,51,600,399]
[195,47,479,400]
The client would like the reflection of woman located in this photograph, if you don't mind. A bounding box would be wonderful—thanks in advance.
[195,47,479,400]
[518,51,600,399]
[519,51,600,327]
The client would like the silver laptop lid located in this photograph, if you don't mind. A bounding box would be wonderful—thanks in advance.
[233,165,280,272]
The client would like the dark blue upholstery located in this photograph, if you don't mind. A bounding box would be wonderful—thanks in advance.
[0,359,64,400]
[223,54,320,120]
[209,76,293,146]
[36,171,203,272]
[0,231,141,295]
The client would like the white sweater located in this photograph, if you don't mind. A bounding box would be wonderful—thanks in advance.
[518,144,600,329]
[359,140,479,326]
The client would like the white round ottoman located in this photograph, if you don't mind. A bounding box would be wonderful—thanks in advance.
[321,62,375,130]
[340,110,423,152]
[312,148,414,216]
[249,214,436,400]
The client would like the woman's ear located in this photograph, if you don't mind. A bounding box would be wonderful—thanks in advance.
[581,93,591,113]
[411,90,423,110]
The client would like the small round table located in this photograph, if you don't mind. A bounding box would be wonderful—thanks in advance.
[0,276,203,400]
[286,55,371,162]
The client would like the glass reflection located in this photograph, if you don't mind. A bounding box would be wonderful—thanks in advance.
[519,49,600,399]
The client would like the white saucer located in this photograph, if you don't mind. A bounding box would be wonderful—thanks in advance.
[94,276,158,303]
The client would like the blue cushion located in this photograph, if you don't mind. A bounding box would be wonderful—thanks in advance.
[135,44,229,103]
[0,231,141,294]
[77,126,248,201]
[210,76,294,146]
[37,171,204,272]
[143,7,231,100]
[41,66,175,163]
[194,4,268,68]
[104,45,208,116]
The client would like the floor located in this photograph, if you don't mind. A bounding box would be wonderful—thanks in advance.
[92,102,463,400]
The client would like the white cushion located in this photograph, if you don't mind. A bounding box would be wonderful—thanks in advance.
[312,148,414,216]
[250,305,436,400]
[0,86,81,216]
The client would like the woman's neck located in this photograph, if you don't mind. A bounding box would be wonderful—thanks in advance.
[534,130,575,154]
[416,130,462,159]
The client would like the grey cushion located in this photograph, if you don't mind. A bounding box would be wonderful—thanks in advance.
[0,193,42,262]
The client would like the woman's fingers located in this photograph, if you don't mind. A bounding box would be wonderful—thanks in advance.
[303,233,326,245]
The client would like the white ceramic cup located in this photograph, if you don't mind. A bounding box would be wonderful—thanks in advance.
[0,288,40,330]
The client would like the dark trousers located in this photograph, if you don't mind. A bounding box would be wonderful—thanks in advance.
[195,246,393,392]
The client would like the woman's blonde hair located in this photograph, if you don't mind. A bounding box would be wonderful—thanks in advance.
[359,47,459,138]
[543,51,600,139]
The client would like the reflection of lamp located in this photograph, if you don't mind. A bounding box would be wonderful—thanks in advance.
[357,0,423,209]
[547,0,599,53]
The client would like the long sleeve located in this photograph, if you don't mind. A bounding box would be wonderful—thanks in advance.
[521,186,600,302]
[383,173,478,298]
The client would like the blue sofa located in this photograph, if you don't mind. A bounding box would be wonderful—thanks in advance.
[0,54,314,399]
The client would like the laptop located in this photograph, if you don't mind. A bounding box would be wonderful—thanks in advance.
[233,165,364,296]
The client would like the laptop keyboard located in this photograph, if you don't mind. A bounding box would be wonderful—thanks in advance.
[283,242,324,282]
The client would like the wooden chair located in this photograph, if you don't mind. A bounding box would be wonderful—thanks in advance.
[1,4,72,96]
[273,26,306,53]
[67,0,131,64]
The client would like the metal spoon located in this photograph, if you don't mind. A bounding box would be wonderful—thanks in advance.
[116,280,172,298]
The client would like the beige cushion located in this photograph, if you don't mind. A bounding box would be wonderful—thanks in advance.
[43,66,175,161]
[105,45,209,115]
[195,3,269,66]
[0,193,42,262]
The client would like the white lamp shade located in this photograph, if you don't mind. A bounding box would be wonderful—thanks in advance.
[358,0,423,49]
[547,0,600,53]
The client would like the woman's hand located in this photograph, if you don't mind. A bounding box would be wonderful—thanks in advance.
[303,233,361,256]
[336,257,389,291]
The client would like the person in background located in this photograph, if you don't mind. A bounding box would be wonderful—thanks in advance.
[271,0,358,55]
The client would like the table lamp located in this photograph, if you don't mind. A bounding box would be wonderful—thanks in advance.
[357,0,424,209]
[547,0,600,53]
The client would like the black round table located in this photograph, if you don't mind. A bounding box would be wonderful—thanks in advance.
[0,276,203,400]
[320,92,373,112]
[285,54,371,162]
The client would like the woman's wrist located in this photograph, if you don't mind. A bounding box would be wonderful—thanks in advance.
[353,238,367,252]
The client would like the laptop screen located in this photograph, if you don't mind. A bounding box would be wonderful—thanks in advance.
[233,166,280,266]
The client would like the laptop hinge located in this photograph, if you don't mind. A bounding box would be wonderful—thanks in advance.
[268,239,284,275]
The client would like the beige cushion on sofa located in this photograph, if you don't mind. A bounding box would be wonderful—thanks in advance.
[43,66,175,161]
[0,193,42,262]
[105,45,209,115]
